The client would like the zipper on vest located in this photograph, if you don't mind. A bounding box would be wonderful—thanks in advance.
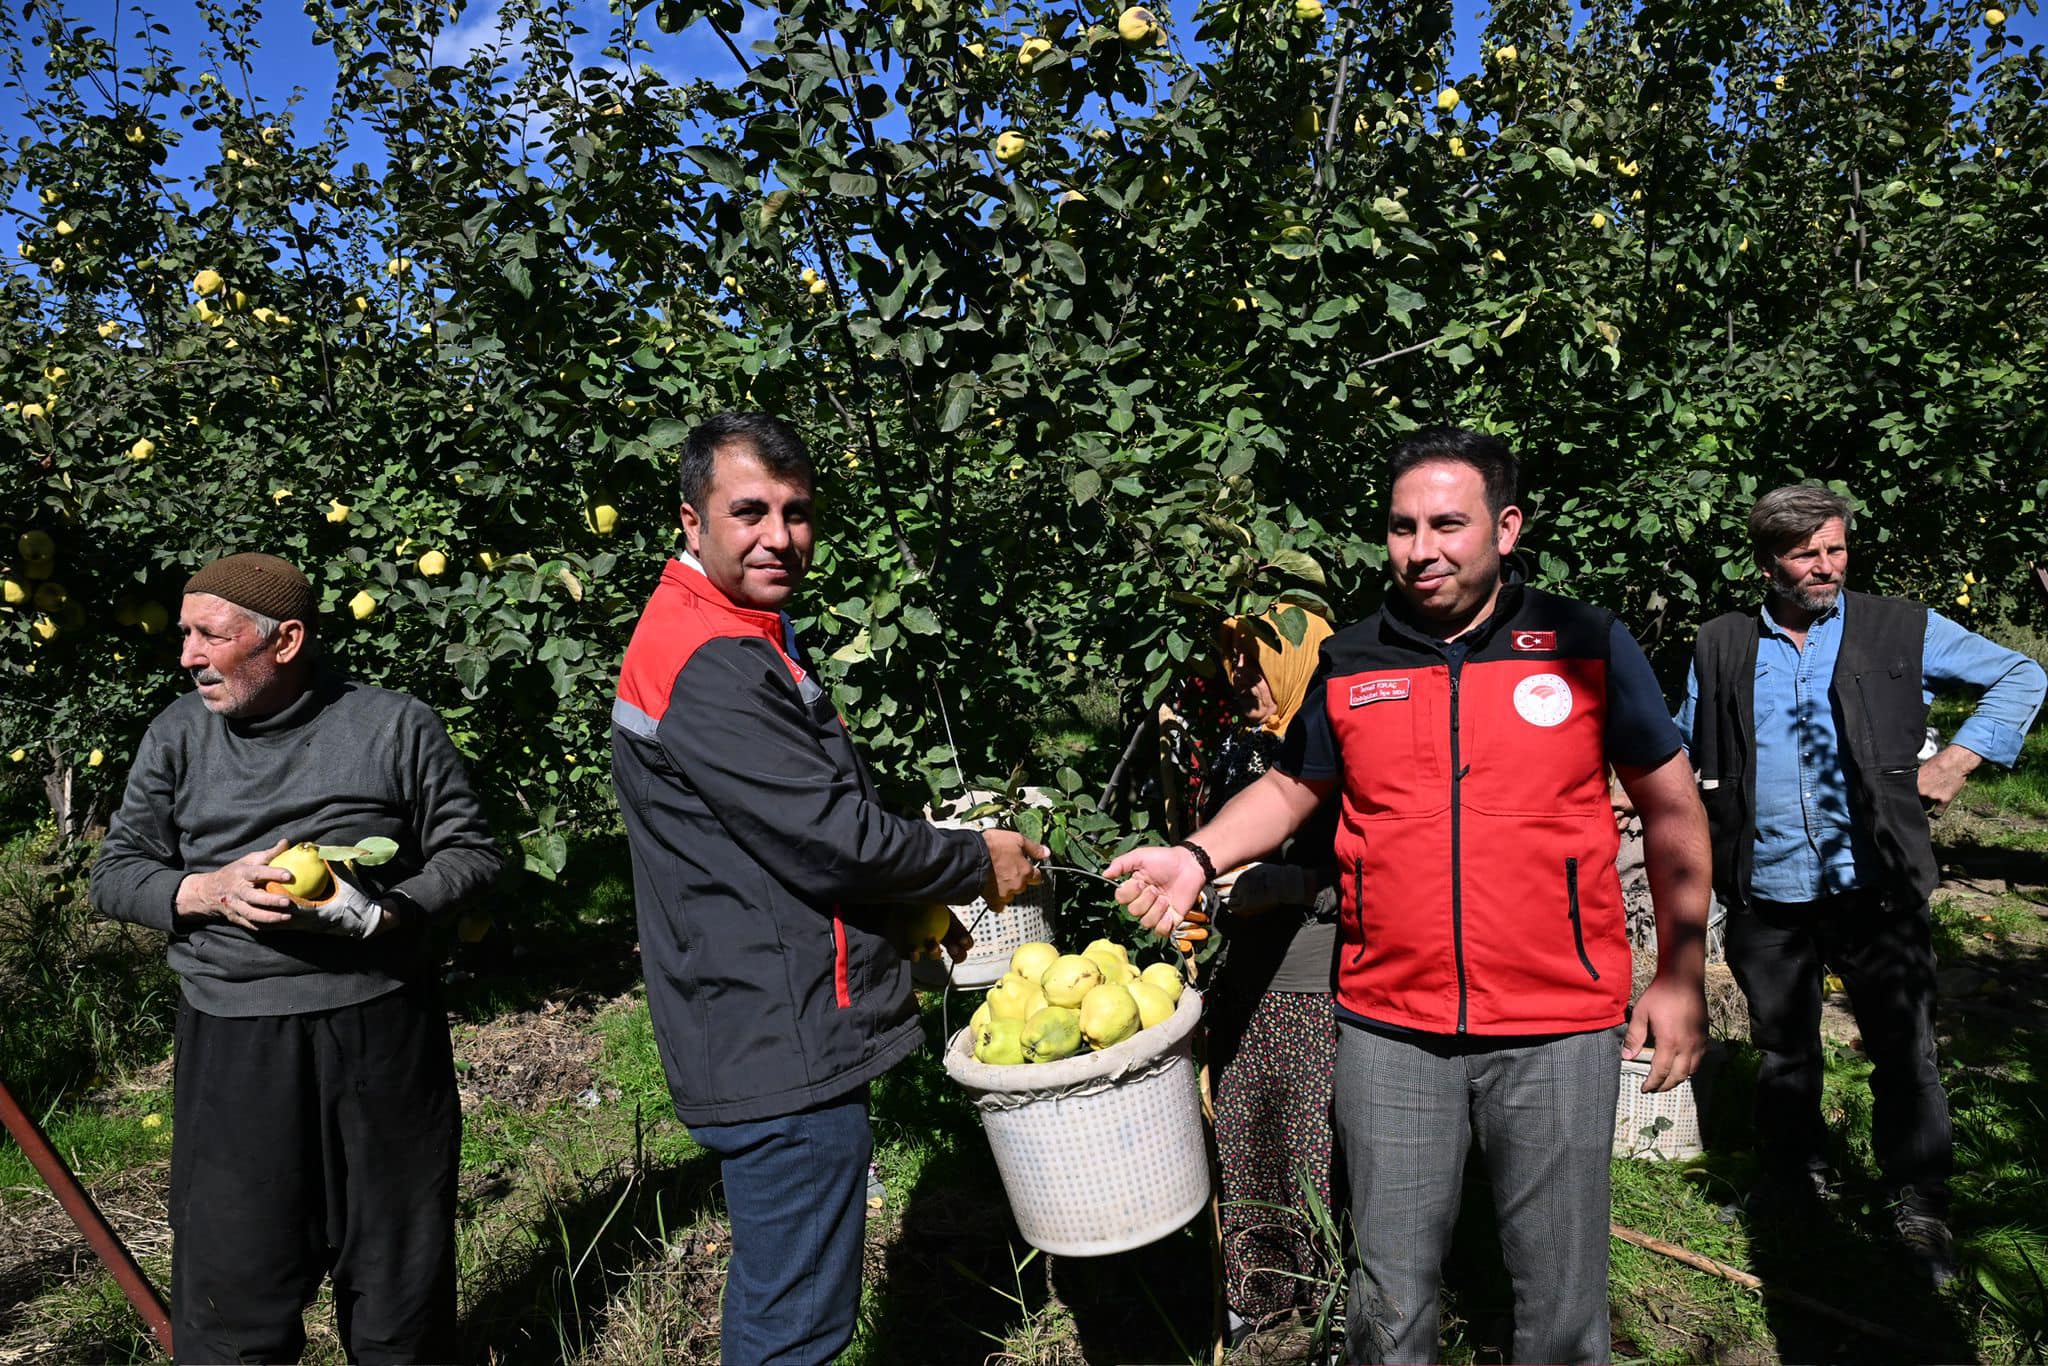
[1348,858,1368,970]
[1449,660,1469,1033]
[1565,857,1599,981]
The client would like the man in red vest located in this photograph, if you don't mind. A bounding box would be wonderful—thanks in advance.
[1111,429,1710,1363]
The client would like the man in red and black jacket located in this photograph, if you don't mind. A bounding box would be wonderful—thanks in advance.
[1112,430,1711,1364]
[612,412,1045,1365]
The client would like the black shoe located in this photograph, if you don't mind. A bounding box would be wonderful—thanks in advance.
[1891,1198,1960,1289]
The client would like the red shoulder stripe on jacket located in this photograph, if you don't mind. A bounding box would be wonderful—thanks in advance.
[614,556,802,738]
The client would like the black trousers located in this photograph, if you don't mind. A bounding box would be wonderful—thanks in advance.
[169,986,460,1364]
[1724,888,1952,1205]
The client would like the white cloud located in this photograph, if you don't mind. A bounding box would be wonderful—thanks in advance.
[437,0,521,70]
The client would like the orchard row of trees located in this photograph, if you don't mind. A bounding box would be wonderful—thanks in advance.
[1,0,2042,867]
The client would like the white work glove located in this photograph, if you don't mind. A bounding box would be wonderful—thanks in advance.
[1225,862,1321,916]
[287,873,384,938]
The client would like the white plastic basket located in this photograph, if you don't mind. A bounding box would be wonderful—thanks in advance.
[1613,1049,1714,1161]
[912,788,1058,991]
[911,881,1057,990]
[943,987,1210,1256]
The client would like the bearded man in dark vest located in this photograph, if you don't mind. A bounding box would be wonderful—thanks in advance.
[1676,484,2045,1285]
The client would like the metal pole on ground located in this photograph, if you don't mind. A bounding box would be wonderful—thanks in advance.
[0,1072,173,1358]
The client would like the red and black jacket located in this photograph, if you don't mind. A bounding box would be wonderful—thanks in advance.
[611,555,990,1126]
[1280,577,1680,1036]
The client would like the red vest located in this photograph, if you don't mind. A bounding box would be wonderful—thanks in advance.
[1324,586,1628,1035]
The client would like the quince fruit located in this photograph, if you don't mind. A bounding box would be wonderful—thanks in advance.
[1127,979,1175,1029]
[1117,6,1160,43]
[1009,941,1060,982]
[1078,983,1141,1049]
[1040,954,1104,1008]
[1140,961,1185,1002]
[891,902,954,961]
[265,842,334,901]
[993,130,1029,165]
[974,1016,1026,1065]
[986,972,1038,1021]
[1021,1006,1083,1062]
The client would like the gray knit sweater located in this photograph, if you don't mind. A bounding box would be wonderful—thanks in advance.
[91,673,503,1017]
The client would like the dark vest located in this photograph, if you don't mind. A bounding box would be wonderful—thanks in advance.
[1691,591,1938,911]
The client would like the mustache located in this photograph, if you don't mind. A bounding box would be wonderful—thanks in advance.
[190,669,225,686]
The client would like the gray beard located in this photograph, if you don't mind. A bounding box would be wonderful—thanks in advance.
[1768,574,1843,614]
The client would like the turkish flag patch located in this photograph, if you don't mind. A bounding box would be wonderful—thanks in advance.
[1511,630,1557,652]
[1348,678,1412,708]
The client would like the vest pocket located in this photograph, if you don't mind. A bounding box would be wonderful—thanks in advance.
[1565,858,1599,981]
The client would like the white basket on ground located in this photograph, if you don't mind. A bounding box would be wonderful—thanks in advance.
[1613,1046,1721,1161]
[943,987,1209,1256]
[912,788,1058,992]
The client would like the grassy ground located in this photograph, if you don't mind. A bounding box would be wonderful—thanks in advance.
[3,683,2044,1363]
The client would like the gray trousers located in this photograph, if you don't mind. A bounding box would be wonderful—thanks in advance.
[1335,1022,1626,1364]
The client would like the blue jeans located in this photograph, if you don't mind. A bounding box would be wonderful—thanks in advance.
[689,1087,873,1366]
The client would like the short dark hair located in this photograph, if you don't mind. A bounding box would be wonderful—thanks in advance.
[678,412,816,511]
[1386,428,1519,516]
[1747,485,1854,563]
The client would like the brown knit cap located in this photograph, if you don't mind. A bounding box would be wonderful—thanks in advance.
[184,553,317,626]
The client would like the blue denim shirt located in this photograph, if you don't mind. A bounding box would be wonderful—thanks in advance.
[1675,596,2046,903]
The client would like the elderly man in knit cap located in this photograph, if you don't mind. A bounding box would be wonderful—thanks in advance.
[92,552,502,1364]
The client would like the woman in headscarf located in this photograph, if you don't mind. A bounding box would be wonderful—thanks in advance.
[1203,606,1343,1345]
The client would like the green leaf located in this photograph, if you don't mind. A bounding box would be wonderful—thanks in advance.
[1385,282,1425,327]
[1043,240,1086,284]
[646,418,691,449]
[899,605,941,635]
[1266,548,1326,586]
[1068,469,1102,504]
[828,172,880,198]
[937,374,976,432]
[314,836,399,866]
[685,146,745,186]
[1544,146,1578,176]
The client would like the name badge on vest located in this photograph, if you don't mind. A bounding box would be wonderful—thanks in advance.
[1349,678,1412,708]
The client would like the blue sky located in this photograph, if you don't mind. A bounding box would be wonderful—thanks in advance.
[3,0,2041,212]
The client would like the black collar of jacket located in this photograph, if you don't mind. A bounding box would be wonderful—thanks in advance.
[1377,559,1530,656]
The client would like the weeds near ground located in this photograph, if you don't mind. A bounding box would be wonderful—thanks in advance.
[0,828,177,1111]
